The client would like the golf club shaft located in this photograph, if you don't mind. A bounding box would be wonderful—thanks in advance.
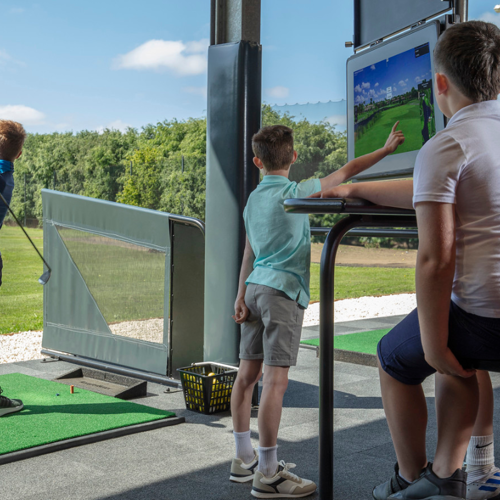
[0,191,52,272]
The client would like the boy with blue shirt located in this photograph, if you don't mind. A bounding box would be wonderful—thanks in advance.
[0,119,26,418]
[0,119,26,287]
[230,123,404,498]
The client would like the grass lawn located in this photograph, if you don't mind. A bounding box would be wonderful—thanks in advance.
[309,263,415,303]
[0,227,416,334]
[0,226,45,334]
[355,101,422,157]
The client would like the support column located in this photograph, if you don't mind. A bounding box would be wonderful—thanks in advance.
[204,0,262,363]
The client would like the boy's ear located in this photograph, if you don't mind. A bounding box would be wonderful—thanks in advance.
[435,72,449,96]
[291,150,298,165]
[253,156,264,170]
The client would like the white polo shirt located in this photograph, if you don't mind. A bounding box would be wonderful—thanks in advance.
[413,100,500,318]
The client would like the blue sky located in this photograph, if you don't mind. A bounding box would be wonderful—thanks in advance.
[354,45,432,106]
[0,1,497,134]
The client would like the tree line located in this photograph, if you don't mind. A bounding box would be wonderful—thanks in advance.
[9,105,347,225]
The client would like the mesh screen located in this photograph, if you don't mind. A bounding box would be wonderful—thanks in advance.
[56,226,166,344]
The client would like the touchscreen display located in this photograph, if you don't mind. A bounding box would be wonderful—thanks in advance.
[353,43,436,158]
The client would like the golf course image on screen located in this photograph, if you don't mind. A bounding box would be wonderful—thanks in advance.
[354,43,436,158]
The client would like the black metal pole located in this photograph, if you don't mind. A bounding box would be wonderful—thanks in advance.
[319,215,362,500]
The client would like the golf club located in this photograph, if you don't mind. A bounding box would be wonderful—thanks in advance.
[0,191,51,285]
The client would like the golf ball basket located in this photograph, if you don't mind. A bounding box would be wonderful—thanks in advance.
[177,362,238,415]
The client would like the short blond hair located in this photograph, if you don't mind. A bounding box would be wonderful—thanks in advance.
[0,120,26,161]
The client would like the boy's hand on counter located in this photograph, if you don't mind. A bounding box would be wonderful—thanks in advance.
[384,121,405,154]
[308,184,351,199]
[232,298,249,324]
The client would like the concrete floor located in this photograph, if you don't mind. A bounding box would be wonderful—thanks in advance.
[1,316,500,500]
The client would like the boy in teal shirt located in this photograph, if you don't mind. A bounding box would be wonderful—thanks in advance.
[230,123,404,498]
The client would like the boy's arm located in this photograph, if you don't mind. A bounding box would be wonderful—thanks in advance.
[232,236,255,324]
[319,121,405,192]
[310,179,414,209]
[415,202,475,378]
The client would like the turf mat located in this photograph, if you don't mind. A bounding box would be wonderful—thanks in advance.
[0,373,177,455]
[301,328,391,355]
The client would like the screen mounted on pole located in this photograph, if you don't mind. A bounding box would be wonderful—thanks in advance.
[347,21,445,180]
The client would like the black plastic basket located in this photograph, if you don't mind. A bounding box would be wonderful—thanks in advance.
[177,362,238,415]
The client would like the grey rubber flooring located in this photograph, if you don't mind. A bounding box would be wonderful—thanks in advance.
[2,315,500,500]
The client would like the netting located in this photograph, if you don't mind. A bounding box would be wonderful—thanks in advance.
[56,226,166,344]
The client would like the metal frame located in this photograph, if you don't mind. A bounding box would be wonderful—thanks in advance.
[285,198,417,500]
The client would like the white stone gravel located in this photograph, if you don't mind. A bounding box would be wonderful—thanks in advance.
[1,293,417,364]
[303,292,417,326]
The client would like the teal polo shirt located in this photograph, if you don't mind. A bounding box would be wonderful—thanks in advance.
[243,175,321,309]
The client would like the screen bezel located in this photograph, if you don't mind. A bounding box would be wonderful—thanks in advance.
[347,21,445,181]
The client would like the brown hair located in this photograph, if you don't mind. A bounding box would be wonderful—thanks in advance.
[252,125,294,171]
[434,20,500,102]
[0,120,26,161]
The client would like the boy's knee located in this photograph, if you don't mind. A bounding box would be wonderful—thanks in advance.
[262,369,289,394]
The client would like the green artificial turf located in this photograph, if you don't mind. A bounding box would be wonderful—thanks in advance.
[0,373,176,455]
[301,328,391,355]
[355,101,424,157]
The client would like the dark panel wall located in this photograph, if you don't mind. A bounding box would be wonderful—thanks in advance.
[354,0,452,48]
[204,41,262,364]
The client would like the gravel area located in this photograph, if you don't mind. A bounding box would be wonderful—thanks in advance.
[108,318,164,343]
[1,293,417,364]
[302,292,416,326]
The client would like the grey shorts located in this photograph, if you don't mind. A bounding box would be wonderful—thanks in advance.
[240,283,305,367]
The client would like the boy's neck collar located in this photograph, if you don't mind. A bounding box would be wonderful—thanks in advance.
[262,169,290,178]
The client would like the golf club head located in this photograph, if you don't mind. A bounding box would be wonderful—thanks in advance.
[38,270,51,286]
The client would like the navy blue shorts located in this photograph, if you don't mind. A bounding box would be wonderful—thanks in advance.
[377,301,500,385]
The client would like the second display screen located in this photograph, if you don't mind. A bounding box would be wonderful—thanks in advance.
[353,43,436,158]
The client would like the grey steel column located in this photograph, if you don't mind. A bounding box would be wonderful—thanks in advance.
[454,0,468,22]
[204,0,262,363]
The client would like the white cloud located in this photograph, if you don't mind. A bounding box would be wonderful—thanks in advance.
[368,89,376,98]
[96,120,133,133]
[355,95,364,105]
[361,82,370,89]
[378,88,387,95]
[399,80,407,87]
[415,76,422,84]
[477,12,500,28]
[0,105,45,124]
[393,86,397,92]
[10,7,25,14]
[265,86,289,99]
[326,114,346,128]
[113,39,209,76]
[354,84,362,93]
[405,78,408,82]
[370,64,376,70]
[183,86,207,98]
[374,82,379,87]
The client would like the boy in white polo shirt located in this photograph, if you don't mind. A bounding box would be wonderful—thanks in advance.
[230,123,404,498]
[313,20,500,500]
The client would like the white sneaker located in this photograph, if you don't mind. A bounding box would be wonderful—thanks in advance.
[251,460,317,498]
[467,466,500,500]
[230,451,259,483]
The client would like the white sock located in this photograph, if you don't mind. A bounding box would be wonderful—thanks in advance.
[258,445,278,478]
[234,430,255,464]
[465,435,495,484]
